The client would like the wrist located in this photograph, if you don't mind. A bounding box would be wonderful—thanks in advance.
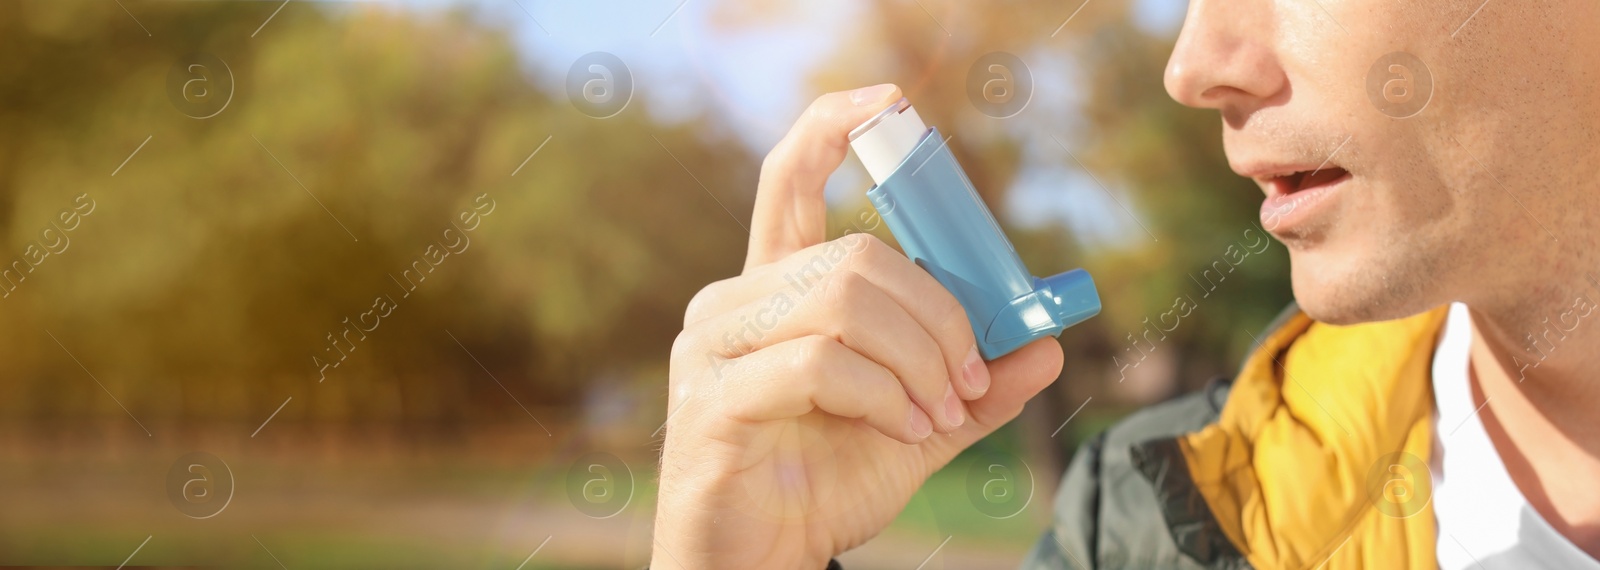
[651,490,827,570]
[649,484,714,569]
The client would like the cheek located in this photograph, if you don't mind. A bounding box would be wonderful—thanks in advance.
[1280,0,1461,126]
[1402,2,1598,244]
[1296,0,1474,243]
[1359,129,1456,233]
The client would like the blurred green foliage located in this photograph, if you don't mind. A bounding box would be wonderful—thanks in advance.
[0,1,1296,459]
[0,1,757,426]
[0,0,1291,433]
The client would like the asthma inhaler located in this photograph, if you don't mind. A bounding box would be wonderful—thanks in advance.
[849,98,1101,360]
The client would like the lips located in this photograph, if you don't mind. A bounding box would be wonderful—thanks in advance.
[1249,163,1352,233]
[1230,135,1357,235]
[1268,166,1350,197]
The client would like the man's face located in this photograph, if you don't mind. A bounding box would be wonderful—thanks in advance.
[1164,0,1600,324]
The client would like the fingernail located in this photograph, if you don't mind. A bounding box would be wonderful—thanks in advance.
[963,345,990,396]
[849,84,896,106]
[943,385,965,428]
[909,406,933,439]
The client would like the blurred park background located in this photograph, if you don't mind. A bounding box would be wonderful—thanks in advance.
[0,0,1290,567]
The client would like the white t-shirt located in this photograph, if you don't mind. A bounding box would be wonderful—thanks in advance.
[1431,302,1600,569]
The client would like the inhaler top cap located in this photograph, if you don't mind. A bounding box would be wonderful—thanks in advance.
[849,98,928,186]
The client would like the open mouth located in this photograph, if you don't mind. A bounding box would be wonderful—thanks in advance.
[1268,166,1350,196]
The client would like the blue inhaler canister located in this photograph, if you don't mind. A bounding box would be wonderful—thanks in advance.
[849,98,1101,360]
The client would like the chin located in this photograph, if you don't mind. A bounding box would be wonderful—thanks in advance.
[1286,247,1439,327]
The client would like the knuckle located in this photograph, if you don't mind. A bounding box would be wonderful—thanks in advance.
[855,231,888,253]
[669,327,705,371]
[672,323,737,379]
[759,137,803,182]
[759,144,783,178]
[839,232,882,259]
[813,270,869,317]
[668,329,707,401]
[839,233,899,275]
[804,95,833,123]
[789,335,840,383]
[918,341,949,384]
[933,291,975,346]
[683,278,731,326]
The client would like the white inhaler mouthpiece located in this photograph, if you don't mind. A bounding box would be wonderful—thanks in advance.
[849,97,928,185]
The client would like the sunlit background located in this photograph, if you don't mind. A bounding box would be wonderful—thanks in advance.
[0,0,1292,567]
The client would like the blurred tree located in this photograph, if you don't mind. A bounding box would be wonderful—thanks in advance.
[0,0,1291,446]
[0,1,757,429]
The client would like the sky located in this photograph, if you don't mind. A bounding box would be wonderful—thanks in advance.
[374,0,1191,248]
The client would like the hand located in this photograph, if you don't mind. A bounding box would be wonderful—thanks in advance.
[651,84,1065,569]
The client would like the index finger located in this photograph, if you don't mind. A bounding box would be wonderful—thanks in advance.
[745,83,904,271]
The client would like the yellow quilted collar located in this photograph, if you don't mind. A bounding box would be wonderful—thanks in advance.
[1178,306,1449,569]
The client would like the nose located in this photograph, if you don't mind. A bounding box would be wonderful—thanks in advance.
[1164,0,1287,115]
